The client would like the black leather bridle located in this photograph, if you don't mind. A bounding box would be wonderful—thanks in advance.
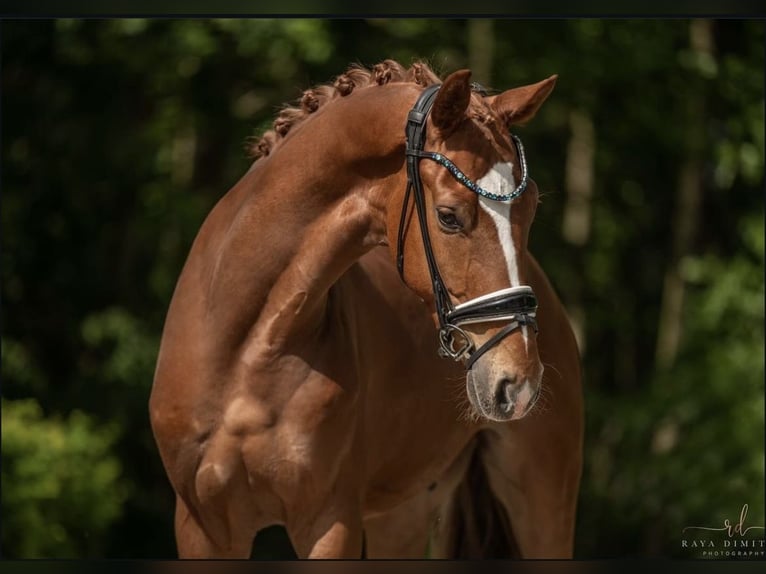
[396,83,538,370]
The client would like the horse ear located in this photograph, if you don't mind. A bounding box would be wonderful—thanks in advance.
[431,69,472,137]
[488,75,557,127]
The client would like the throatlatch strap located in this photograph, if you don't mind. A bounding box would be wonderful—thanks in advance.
[397,84,441,279]
[400,84,454,329]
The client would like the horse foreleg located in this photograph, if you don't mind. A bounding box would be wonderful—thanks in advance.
[288,501,364,558]
[480,421,583,559]
[363,490,435,558]
[365,440,478,559]
[174,494,254,558]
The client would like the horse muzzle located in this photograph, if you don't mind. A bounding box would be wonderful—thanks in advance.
[466,357,544,422]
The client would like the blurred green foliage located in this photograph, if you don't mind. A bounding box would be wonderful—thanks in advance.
[1,19,763,558]
[1,398,126,557]
[578,213,765,556]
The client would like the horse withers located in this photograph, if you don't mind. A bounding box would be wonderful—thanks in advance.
[149,60,583,559]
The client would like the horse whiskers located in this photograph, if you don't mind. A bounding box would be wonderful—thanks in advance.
[526,366,558,417]
[452,382,482,423]
[457,397,482,424]
[444,372,467,384]
[445,375,481,423]
[537,190,554,204]
[541,361,563,381]
[527,383,553,417]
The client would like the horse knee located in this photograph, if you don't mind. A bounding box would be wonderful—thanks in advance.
[195,460,235,505]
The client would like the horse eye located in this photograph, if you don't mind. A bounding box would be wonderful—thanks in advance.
[437,209,462,230]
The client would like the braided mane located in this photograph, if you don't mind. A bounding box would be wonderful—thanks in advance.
[248,59,442,159]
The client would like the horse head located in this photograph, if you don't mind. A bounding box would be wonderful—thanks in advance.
[390,69,557,422]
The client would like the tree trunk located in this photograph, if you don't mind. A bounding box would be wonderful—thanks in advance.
[467,20,494,86]
[561,109,595,354]
[563,109,595,247]
[654,19,713,370]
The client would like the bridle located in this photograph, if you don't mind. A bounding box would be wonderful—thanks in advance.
[396,83,539,370]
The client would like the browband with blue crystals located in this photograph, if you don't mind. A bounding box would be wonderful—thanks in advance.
[405,133,529,202]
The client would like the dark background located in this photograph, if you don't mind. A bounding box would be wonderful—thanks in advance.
[1,19,763,559]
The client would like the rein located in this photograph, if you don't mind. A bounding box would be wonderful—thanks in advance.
[396,84,538,370]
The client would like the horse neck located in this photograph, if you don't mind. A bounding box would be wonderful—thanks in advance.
[199,85,417,363]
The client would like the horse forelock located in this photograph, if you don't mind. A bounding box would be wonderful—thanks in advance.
[248,59,450,160]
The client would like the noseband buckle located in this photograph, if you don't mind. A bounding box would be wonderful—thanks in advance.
[438,324,474,361]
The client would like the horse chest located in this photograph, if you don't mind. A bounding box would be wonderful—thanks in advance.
[363,430,478,516]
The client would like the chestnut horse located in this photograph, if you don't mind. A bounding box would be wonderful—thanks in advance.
[149,60,583,559]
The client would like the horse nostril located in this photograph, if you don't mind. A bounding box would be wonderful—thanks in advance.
[496,376,518,412]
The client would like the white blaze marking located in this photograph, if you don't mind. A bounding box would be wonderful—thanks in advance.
[477,162,530,349]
